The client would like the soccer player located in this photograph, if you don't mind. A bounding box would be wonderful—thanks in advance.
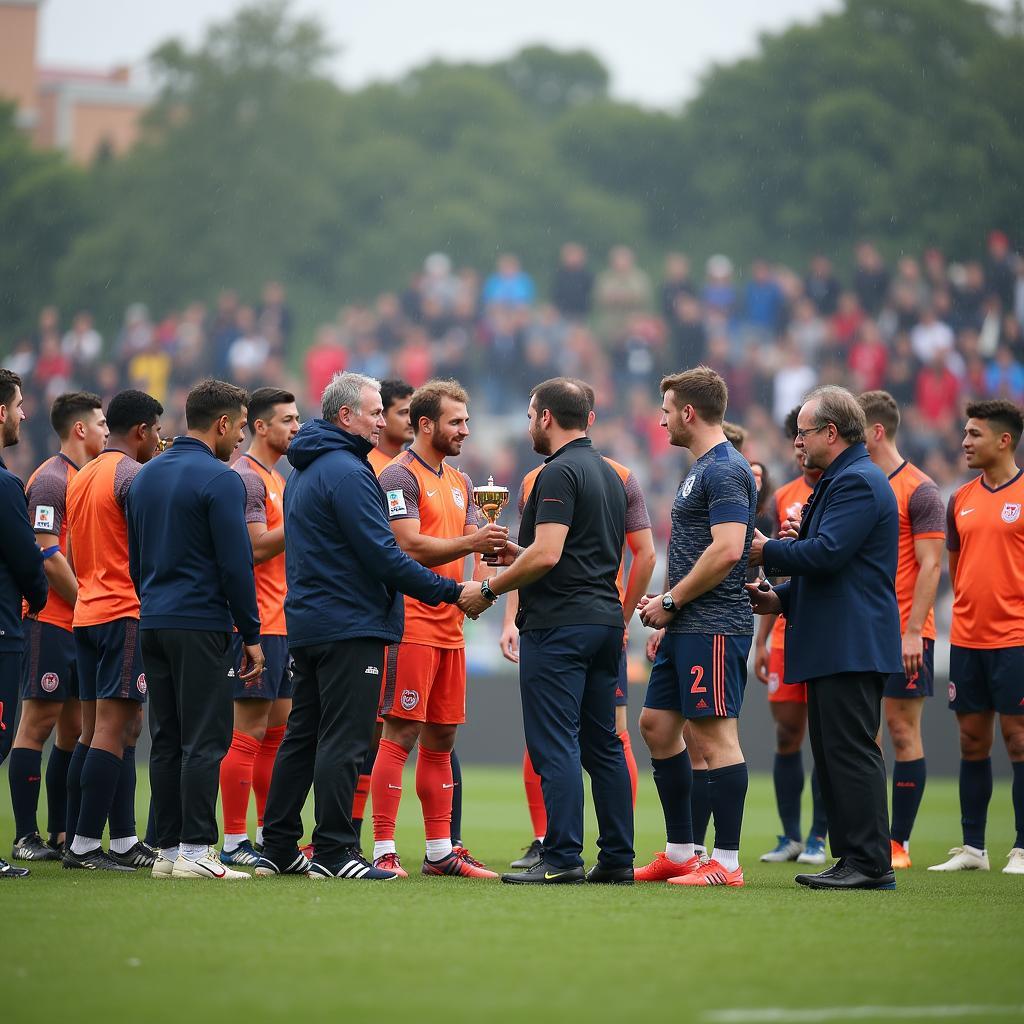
[371,379,508,878]
[63,390,164,871]
[930,399,1024,875]
[0,369,48,878]
[8,393,107,863]
[218,388,300,866]
[636,367,757,887]
[753,406,829,865]
[859,390,944,869]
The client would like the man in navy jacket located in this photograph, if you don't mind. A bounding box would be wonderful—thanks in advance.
[749,385,901,890]
[0,370,48,879]
[257,372,487,881]
[127,379,263,881]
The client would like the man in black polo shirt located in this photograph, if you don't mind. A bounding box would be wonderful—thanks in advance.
[483,377,633,884]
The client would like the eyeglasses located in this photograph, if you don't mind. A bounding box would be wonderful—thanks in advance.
[795,423,830,440]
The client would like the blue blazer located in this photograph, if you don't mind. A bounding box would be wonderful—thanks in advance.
[763,443,902,683]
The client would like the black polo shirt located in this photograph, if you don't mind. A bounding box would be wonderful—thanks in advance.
[516,437,626,632]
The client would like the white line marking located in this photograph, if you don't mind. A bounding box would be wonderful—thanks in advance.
[704,1007,1024,1023]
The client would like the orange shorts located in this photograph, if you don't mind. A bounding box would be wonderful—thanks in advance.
[379,642,466,725]
[767,645,807,704]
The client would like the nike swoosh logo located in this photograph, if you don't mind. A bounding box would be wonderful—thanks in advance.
[388,784,402,790]
[442,783,455,789]
[544,870,567,879]
[960,508,975,516]
[426,490,437,497]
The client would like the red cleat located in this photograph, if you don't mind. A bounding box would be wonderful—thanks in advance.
[422,846,498,879]
[634,851,700,882]
[373,852,408,878]
[667,858,744,887]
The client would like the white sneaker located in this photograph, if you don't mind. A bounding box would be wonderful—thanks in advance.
[152,854,175,879]
[760,836,804,862]
[927,845,990,872]
[171,849,250,880]
[1003,848,1024,874]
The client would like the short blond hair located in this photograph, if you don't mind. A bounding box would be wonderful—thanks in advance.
[410,379,469,433]
[661,366,728,424]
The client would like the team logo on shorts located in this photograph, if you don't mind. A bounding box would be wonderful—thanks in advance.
[768,673,779,695]
[948,682,957,702]
[136,673,147,695]
[1001,503,1021,524]
[40,672,59,693]
[681,475,696,498]
[451,486,465,510]
[400,689,419,711]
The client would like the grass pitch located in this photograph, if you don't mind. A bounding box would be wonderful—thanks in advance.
[1,767,1019,1024]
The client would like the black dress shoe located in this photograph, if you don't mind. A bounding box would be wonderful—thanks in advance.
[585,862,634,885]
[806,862,895,890]
[501,860,585,885]
[510,839,544,869]
[795,857,844,887]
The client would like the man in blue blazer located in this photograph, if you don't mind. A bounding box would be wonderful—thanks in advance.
[749,385,901,890]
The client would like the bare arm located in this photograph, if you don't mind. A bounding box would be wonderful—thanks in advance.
[622,527,656,623]
[247,521,285,565]
[391,517,507,568]
[37,530,77,605]
[902,536,943,676]
[499,588,520,663]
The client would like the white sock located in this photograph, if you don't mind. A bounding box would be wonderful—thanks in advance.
[70,835,101,856]
[665,842,695,863]
[695,844,708,857]
[181,842,209,862]
[535,836,545,843]
[110,835,138,855]
[901,840,910,854]
[965,844,986,856]
[713,847,740,871]
[160,846,179,862]
[373,840,396,861]
[425,838,453,862]
[222,833,247,853]
[255,826,264,847]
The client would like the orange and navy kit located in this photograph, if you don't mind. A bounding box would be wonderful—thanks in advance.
[947,469,1024,715]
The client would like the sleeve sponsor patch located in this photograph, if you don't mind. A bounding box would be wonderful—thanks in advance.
[386,489,408,517]
[33,505,55,531]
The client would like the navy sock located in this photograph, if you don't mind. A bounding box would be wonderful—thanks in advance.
[773,751,803,841]
[651,749,693,844]
[809,765,828,839]
[960,758,992,850]
[1013,762,1024,850]
[891,757,927,845]
[76,748,122,841]
[8,747,42,839]
[45,745,74,837]
[108,745,137,840]
[449,749,463,844]
[65,742,89,840]
[690,768,711,848]
[709,762,749,851]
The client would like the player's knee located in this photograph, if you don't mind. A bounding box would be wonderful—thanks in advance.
[959,729,991,760]
[385,718,420,752]
[1002,727,1024,762]
[638,710,671,753]
[775,723,803,754]
[16,706,59,746]
[887,719,919,758]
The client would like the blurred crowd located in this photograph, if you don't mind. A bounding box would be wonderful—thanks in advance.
[4,231,1024,546]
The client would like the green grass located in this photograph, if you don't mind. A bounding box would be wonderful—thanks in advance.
[1,767,1020,1024]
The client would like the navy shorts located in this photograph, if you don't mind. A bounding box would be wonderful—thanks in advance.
[615,648,628,708]
[22,619,78,701]
[231,634,293,701]
[949,644,1024,715]
[75,619,147,703]
[883,638,935,699]
[644,632,751,719]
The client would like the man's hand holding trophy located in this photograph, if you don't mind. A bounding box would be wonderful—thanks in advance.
[472,476,519,567]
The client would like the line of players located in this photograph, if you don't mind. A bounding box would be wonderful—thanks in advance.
[1,366,1022,880]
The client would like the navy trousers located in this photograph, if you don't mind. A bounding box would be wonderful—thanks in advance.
[519,624,634,869]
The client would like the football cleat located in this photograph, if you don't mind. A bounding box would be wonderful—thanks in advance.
[0,856,30,878]
[1003,848,1024,875]
[422,847,498,879]
[171,850,250,880]
[108,841,157,869]
[62,847,136,872]
[11,832,61,862]
[760,835,804,862]
[254,851,310,877]
[668,858,744,887]
[152,853,175,879]
[373,852,408,878]
[927,846,990,872]
[220,840,261,867]
[634,851,700,882]
[510,838,544,869]
[889,840,912,869]
[797,835,828,865]
[308,851,397,880]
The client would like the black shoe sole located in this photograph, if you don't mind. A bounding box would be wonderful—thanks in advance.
[500,873,586,885]
[807,877,896,890]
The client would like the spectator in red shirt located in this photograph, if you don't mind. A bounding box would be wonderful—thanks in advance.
[847,320,888,392]
[914,352,960,430]
[304,325,347,408]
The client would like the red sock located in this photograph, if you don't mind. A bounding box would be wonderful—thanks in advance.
[415,744,454,841]
[252,725,286,828]
[619,730,638,809]
[371,739,409,843]
[220,730,261,835]
[352,773,371,819]
[523,748,547,839]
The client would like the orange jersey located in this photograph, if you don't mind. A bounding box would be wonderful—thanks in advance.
[518,457,651,605]
[24,453,78,630]
[767,474,814,651]
[948,469,1024,649]
[67,450,142,626]
[235,453,287,636]
[368,446,395,478]
[887,461,944,640]
[379,451,478,649]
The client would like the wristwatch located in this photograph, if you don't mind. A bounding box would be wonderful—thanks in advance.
[661,593,678,613]
[481,579,498,604]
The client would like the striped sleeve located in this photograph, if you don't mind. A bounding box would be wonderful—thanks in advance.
[623,470,652,533]
[908,480,945,538]
[378,462,420,521]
